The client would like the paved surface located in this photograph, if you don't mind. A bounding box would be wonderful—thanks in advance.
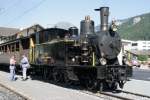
[0,71,101,100]
[132,67,150,81]
[1,68,150,100]
[123,68,150,96]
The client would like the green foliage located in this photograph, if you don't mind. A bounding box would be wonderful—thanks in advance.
[137,55,148,61]
[117,13,150,40]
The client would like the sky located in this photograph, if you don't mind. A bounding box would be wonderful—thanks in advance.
[0,0,150,29]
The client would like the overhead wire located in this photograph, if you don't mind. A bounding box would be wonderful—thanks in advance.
[4,0,47,26]
[0,8,4,13]
[0,0,21,15]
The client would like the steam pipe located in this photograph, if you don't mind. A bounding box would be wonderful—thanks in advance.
[95,7,109,31]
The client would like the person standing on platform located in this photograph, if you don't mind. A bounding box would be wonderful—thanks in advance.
[20,54,30,81]
[9,55,16,81]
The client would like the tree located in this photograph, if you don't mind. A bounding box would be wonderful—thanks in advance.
[137,55,148,61]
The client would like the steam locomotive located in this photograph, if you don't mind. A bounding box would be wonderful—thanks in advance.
[0,7,132,91]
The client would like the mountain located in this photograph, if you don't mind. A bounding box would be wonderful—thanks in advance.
[96,12,150,40]
[117,12,150,40]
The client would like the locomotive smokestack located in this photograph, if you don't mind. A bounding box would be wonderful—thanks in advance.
[95,7,109,31]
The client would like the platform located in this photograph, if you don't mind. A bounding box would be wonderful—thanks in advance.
[123,68,150,96]
[0,71,100,100]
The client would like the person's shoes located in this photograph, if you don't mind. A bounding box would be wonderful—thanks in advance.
[15,77,18,80]
[22,78,27,81]
[10,79,15,81]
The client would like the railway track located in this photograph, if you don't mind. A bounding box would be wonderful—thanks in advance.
[0,83,30,100]
[117,90,150,100]
[53,81,150,100]
[80,89,150,100]
[101,90,150,100]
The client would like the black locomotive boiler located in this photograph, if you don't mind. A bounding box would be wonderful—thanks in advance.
[0,7,132,91]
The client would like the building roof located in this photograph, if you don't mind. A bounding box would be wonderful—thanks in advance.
[0,27,20,36]
[20,24,44,32]
[17,24,44,37]
[121,39,133,43]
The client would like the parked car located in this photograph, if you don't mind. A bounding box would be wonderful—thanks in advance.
[131,59,140,67]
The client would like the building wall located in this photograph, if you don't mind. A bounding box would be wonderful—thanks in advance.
[137,41,150,50]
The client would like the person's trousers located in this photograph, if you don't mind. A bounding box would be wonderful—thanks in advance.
[10,69,15,81]
[22,67,27,79]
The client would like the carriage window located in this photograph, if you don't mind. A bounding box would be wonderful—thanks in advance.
[16,42,19,51]
[36,32,39,44]
[4,45,7,52]
[11,44,15,52]
[39,31,44,43]
[0,47,1,54]
[2,46,4,52]
[21,38,29,49]
[44,31,49,42]
[48,32,52,41]
[39,29,69,43]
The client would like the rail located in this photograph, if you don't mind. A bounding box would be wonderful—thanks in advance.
[0,83,31,100]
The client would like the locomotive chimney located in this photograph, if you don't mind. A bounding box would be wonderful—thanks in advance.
[95,7,109,31]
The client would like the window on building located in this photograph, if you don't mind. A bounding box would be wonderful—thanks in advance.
[143,42,146,44]
[132,43,138,46]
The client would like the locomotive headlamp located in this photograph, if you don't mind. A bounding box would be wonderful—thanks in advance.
[100,58,107,65]
[72,58,75,62]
